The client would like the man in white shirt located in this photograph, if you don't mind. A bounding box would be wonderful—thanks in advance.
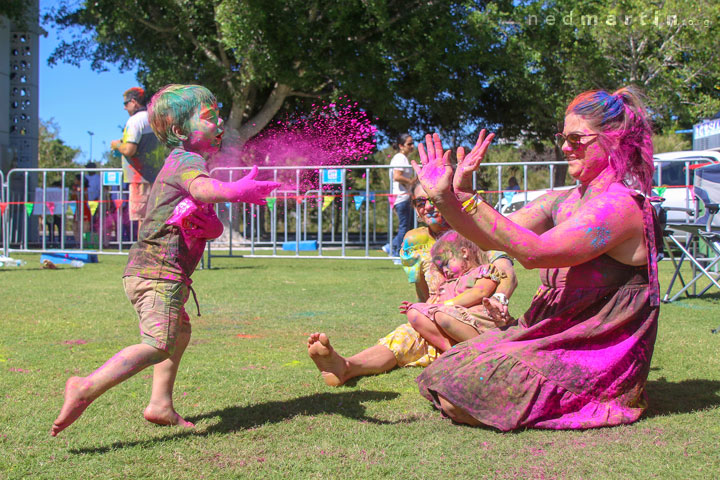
[110,87,160,232]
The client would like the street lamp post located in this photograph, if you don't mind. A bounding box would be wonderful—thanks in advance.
[87,130,95,162]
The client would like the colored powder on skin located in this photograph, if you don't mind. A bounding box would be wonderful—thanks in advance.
[209,96,377,192]
[586,225,611,249]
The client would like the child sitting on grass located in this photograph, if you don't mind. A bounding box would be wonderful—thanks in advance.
[51,84,281,436]
[401,230,510,353]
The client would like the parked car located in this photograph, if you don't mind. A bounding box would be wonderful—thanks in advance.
[496,151,720,225]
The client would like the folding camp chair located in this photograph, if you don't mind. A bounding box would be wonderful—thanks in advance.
[661,162,720,304]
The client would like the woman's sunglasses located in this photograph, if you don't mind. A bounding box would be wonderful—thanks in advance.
[412,197,433,208]
[555,132,599,150]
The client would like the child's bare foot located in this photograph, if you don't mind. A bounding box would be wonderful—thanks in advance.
[51,377,93,436]
[307,333,349,387]
[143,404,195,428]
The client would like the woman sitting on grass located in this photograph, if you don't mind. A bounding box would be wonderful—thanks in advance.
[413,86,660,430]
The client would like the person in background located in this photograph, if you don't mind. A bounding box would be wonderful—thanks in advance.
[507,176,520,191]
[383,133,415,259]
[85,162,101,201]
[111,87,160,234]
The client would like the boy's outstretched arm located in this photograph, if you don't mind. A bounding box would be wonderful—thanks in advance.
[189,166,281,205]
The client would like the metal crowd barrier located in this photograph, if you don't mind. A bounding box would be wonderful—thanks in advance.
[204,161,574,266]
[2,167,135,257]
[1,170,6,257]
[1,161,584,264]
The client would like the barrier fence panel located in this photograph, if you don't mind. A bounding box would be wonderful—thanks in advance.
[3,167,135,257]
[1,170,6,257]
[205,161,578,265]
[3,160,681,264]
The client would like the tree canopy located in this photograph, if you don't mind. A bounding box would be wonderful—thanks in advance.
[48,0,499,146]
[47,0,720,153]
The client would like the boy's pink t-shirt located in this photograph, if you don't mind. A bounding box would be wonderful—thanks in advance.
[124,148,210,284]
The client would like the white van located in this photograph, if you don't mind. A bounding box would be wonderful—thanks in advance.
[652,150,720,224]
[497,150,720,222]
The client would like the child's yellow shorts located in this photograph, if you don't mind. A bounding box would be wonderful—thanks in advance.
[123,276,192,354]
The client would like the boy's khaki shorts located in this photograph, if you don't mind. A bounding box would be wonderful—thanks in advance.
[123,276,191,354]
[128,182,151,221]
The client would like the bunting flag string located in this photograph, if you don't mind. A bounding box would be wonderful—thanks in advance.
[266,197,276,211]
[388,194,397,209]
[0,202,7,215]
[25,203,34,216]
[353,195,365,210]
[46,202,56,215]
[113,199,124,210]
[503,191,516,204]
[88,201,99,216]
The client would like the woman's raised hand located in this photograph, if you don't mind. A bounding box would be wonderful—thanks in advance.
[453,129,495,196]
[411,133,453,200]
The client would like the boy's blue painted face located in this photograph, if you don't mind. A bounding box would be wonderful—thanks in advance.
[184,102,224,156]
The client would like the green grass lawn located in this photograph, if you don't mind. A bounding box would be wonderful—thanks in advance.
[1,252,719,479]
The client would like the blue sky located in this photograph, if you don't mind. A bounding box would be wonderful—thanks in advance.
[39,0,139,164]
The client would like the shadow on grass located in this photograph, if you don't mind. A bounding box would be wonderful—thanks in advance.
[645,377,720,417]
[70,390,402,454]
[666,290,720,304]
[201,264,266,271]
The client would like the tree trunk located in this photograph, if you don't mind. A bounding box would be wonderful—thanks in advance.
[231,83,294,144]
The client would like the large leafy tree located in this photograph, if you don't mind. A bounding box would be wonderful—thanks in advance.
[589,0,720,130]
[47,0,498,145]
[469,0,720,185]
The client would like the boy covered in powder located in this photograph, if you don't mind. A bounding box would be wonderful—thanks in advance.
[51,84,280,436]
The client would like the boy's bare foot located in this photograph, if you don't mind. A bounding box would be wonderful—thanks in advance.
[51,376,93,436]
[307,332,349,387]
[143,404,195,428]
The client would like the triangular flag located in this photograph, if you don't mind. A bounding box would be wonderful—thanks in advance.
[266,197,276,211]
[354,195,365,210]
[69,203,77,215]
[25,203,34,216]
[503,191,515,204]
[322,196,334,211]
[0,202,7,215]
[113,199,123,210]
[388,194,397,209]
[225,202,231,209]
[368,192,376,203]
[47,202,55,215]
[652,186,667,198]
[88,201,99,216]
